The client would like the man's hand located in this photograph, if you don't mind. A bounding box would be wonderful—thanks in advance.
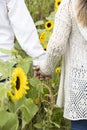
[33,66,51,80]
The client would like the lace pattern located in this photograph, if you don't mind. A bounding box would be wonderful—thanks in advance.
[39,0,87,120]
[40,0,71,75]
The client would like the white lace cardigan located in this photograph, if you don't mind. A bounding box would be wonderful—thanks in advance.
[39,0,87,120]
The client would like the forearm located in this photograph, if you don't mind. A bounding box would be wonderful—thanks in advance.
[7,0,45,66]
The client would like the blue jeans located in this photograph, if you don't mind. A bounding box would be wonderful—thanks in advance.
[71,120,87,130]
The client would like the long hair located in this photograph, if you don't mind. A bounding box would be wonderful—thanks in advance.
[76,0,87,27]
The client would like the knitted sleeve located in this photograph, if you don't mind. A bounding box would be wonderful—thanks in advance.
[39,0,71,75]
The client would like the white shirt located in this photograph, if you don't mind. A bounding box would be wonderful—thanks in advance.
[0,0,45,64]
[39,0,87,120]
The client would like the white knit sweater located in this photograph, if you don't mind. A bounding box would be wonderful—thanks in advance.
[39,0,87,120]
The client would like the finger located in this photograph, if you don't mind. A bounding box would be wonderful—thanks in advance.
[38,70,45,76]
[33,66,40,71]
[39,74,45,78]
[39,77,45,80]
[34,72,37,77]
[34,71,40,77]
[45,77,51,80]
[34,73,40,79]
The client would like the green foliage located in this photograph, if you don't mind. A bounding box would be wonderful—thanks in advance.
[0,50,39,130]
[0,111,18,130]
[25,0,54,22]
[0,0,70,130]
[0,51,70,129]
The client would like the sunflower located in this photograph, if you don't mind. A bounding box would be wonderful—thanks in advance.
[45,20,54,31]
[55,0,62,12]
[55,67,61,73]
[40,32,46,44]
[8,67,29,101]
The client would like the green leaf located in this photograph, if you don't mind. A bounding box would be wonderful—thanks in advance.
[34,123,42,129]
[35,20,44,26]
[16,57,32,74]
[0,60,15,80]
[29,77,41,87]
[0,111,18,130]
[15,98,38,129]
[46,12,55,20]
[29,78,43,93]
[2,114,18,130]
[37,29,46,34]
[0,87,7,98]
[50,121,60,128]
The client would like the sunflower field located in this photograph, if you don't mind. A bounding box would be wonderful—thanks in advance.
[0,0,70,130]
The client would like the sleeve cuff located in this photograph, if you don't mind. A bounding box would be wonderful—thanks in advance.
[33,53,46,66]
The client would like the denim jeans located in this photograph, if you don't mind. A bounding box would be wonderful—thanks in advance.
[71,120,87,130]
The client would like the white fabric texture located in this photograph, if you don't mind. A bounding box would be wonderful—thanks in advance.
[0,0,45,64]
[39,0,87,120]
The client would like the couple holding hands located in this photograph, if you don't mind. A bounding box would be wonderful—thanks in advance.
[1,0,87,129]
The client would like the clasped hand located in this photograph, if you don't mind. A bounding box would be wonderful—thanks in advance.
[33,66,51,80]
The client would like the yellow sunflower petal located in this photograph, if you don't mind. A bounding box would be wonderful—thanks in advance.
[55,0,62,12]
[8,90,15,102]
[10,67,29,101]
[40,32,47,43]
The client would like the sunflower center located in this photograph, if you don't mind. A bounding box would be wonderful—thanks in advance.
[57,2,60,5]
[16,76,20,90]
[47,23,51,27]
